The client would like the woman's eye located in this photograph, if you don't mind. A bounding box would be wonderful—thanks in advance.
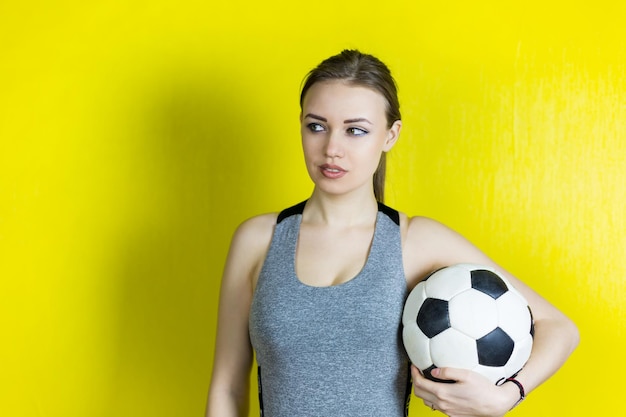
[347,127,368,136]
[307,123,325,132]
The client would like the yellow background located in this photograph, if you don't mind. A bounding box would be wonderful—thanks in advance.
[1,1,624,416]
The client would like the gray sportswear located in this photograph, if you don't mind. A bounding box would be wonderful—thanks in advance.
[249,201,411,417]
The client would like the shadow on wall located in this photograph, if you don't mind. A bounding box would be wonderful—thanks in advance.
[106,74,263,416]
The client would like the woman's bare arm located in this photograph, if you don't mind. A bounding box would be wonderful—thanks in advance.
[403,216,579,415]
[206,214,276,417]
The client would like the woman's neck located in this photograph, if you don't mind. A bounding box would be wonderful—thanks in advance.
[303,189,379,227]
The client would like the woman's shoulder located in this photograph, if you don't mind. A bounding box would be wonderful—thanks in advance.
[232,212,278,249]
[407,214,451,233]
[223,212,279,289]
[232,199,306,248]
[399,213,479,286]
[396,212,458,238]
[403,213,484,258]
[396,211,448,240]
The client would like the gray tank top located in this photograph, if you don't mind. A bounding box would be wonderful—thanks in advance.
[249,201,411,417]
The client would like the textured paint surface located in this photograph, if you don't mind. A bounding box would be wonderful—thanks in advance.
[1,1,624,416]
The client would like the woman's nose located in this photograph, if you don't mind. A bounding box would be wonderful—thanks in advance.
[324,131,344,158]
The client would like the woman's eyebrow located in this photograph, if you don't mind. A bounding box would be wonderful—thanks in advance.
[303,113,327,122]
[343,117,372,125]
[304,114,373,125]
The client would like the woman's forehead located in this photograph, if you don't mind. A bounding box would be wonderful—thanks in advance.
[301,80,387,119]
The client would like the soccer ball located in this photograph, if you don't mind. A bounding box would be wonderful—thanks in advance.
[402,264,534,385]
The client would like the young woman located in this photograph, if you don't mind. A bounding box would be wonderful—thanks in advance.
[206,50,579,417]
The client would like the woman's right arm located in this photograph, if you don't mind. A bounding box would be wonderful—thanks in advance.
[206,214,276,417]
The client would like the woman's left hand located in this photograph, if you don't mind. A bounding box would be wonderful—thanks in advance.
[410,365,518,417]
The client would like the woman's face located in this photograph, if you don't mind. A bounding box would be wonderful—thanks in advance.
[300,80,401,198]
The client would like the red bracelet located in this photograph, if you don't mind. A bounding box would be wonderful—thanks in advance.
[504,377,526,409]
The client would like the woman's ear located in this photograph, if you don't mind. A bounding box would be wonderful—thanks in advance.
[383,120,402,152]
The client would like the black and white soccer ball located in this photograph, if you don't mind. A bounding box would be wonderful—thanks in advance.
[402,264,534,385]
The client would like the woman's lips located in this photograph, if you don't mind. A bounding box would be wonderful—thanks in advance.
[319,164,347,179]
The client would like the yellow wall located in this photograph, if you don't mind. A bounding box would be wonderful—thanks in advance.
[1,1,624,416]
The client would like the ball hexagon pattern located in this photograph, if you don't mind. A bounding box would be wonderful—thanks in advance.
[402,264,534,385]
